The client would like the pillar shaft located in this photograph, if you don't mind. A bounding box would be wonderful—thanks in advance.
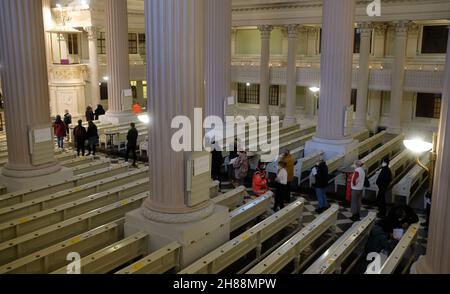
[142,0,212,218]
[105,0,130,113]
[388,21,409,134]
[204,0,231,119]
[354,22,373,130]
[413,27,450,274]
[284,24,299,127]
[0,0,59,177]
[86,26,100,108]
[258,25,273,117]
[317,0,356,140]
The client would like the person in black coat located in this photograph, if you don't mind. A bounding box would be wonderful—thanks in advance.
[376,158,393,217]
[313,159,329,213]
[85,106,95,122]
[73,120,87,157]
[125,123,139,167]
[86,121,99,156]
[94,105,106,120]
[211,141,223,182]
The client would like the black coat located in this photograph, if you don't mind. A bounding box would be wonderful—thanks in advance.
[87,124,99,139]
[376,166,392,190]
[94,107,106,120]
[86,111,95,122]
[314,162,329,188]
[127,128,139,147]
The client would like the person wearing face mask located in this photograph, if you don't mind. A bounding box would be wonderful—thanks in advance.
[376,158,392,218]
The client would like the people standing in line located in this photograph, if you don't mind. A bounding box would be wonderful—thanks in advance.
[63,109,72,139]
[94,104,106,121]
[86,121,99,156]
[351,160,366,222]
[53,115,66,150]
[252,162,269,197]
[73,120,87,157]
[211,140,223,182]
[282,149,295,195]
[233,150,249,187]
[376,158,393,218]
[274,161,288,212]
[125,123,139,167]
[312,159,329,213]
[85,106,95,122]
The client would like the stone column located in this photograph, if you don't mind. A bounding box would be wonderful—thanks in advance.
[231,28,237,57]
[205,0,231,119]
[126,0,229,267]
[305,0,358,162]
[307,27,319,56]
[42,0,53,66]
[354,22,373,131]
[284,24,299,127]
[388,21,409,134]
[368,91,382,132]
[102,0,133,123]
[86,26,100,108]
[373,23,387,58]
[258,25,273,117]
[412,27,450,274]
[0,0,63,183]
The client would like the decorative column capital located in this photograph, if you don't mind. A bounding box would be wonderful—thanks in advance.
[407,23,420,35]
[307,26,319,34]
[284,24,299,39]
[392,20,411,35]
[258,25,273,39]
[85,26,98,40]
[373,23,388,37]
[357,22,373,37]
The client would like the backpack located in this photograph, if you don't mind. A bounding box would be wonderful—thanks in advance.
[74,126,86,139]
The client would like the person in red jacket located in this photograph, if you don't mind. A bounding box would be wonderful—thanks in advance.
[252,162,269,196]
[53,115,66,149]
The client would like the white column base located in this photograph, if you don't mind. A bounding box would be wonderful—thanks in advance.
[99,111,139,125]
[305,137,359,167]
[0,166,73,193]
[124,204,230,268]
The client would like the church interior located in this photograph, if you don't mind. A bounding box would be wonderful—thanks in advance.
[0,0,450,277]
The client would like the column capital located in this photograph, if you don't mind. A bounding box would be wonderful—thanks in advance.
[284,24,299,38]
[306,26,319,34]
[392,20,412,35]
[407,23,420,35]
[85,26,98,40]
[357,22,373,37]
[373,23,388,36]
[258,25,273,38]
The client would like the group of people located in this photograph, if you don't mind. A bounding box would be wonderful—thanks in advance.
[52,110,73,150]
[85,105,106,122]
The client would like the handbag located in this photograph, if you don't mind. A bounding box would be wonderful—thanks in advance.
[364,177,371,188]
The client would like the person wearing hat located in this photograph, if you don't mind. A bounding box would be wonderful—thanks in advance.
[376,158,393,218]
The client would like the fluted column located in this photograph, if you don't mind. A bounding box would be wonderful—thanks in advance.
[316,0,356,140]
[142,0,214,221]
[0,0,59,177]
[105,0,130,114]
[205,0,231,119]
[86,26,100,108]
[42,0,53,66]
[258,25,273,117]
[354,22,373,130]
[412,27,450,274]
[284,24,299,127]
[388,21,409,134]
[373,23,387,58]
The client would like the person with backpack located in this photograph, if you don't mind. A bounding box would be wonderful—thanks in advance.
[73,120,87,157]
[125,123,139,167]
[86,121,99,156]
[53,115,66,150]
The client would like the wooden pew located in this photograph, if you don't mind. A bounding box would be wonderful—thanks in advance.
[51,232,149,274]
[0,220,124,274]
[246,205,339,274]
[392,155,430,204]
[229,192,273,232]
[0,178,149,242]
[212,186,247,210]
[0,185,6,196]
[115,242,182,274]
[364,150,415,197]
[304,212,377,274]
[266,145,305,174]
[371,223,419,274]
[353,129,370,143]
[0,166,147,209]
[0,192,148,265]
[71,158,111,175]
[178,200,304,274]
[0,163,128,207]
[295,150,324,185]
[357,131,386,158]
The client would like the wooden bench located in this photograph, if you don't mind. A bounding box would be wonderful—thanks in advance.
[392,155,430,204]
[0,219,124,274]
[304,212,377,274]
[51,232,149,274]
[353,129,371,143]
[71,158,111,175]
[371,223,419,274]
[295,150,324,185]
[246,205,339,274]
[0,185,6,196]
[0,163,128,207]
[0,178,149,243]
[115,242,182,274]
[212,186,247,210]
[266,145,305,174]
[357,131,386,158]
[0,192,148,265]
[178,200,304,274]
[229,192,273,232]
